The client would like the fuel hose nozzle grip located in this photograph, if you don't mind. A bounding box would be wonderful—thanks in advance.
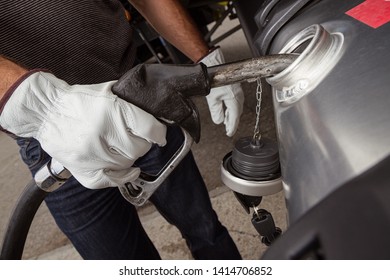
[34,54,297,206]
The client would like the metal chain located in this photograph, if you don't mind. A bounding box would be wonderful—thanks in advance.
[252,78,263,144]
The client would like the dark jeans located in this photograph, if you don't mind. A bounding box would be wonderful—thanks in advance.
[16,126,241,260]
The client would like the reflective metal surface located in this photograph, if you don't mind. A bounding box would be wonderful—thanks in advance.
[34,159,72,192]
[267,24,344,104]
[118,128,193,206]
[263,0,390,223]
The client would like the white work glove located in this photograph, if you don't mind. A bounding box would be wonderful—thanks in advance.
[0,71,167,189]
[200,48,244,137]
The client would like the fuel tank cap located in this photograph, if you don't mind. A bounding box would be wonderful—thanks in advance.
[221,137,282,197]
[231,137,280,181]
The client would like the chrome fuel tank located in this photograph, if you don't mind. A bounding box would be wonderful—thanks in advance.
[256,0,390,223]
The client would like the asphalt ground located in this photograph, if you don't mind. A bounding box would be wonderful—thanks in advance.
[0,17,287,260]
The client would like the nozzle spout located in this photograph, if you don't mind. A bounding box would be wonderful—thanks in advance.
[207,54,298,88]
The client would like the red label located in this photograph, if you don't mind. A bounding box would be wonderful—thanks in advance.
[346,0,390,28]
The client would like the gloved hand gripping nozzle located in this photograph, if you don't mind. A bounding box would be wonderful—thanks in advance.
[112,63,211,144]
[112,53,298,143]
[35,54,298,206]
[1,54,298,261]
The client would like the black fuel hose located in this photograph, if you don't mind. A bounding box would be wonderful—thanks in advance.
[0,180,48,260]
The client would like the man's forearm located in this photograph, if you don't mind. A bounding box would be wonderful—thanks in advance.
[0,56,27,99]
[129,0,209,62]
